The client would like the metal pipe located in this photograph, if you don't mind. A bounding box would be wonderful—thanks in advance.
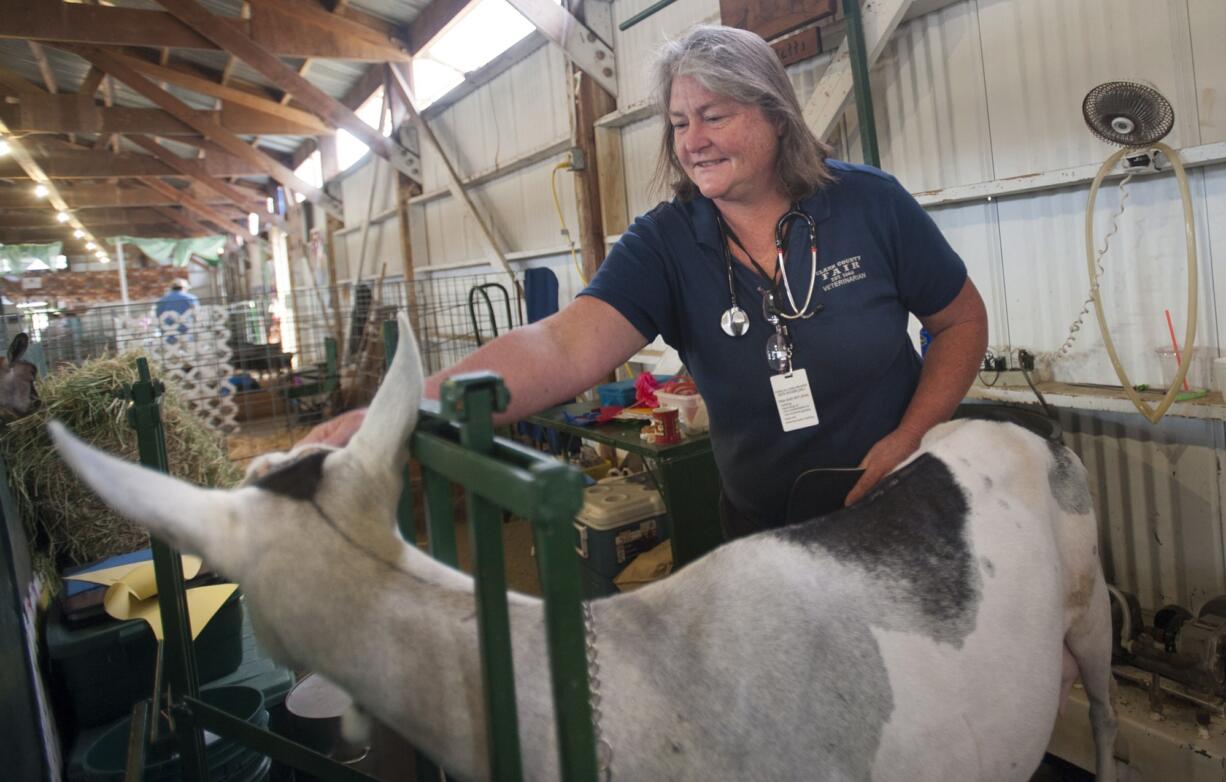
[843,0,882,167]
[618,0,678,31]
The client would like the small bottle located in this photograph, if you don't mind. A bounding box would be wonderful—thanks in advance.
[919,328,931,357]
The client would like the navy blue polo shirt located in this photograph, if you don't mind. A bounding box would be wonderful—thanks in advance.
[581,161,967,524]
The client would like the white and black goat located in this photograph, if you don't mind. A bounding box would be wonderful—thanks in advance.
[51,313,1117,781]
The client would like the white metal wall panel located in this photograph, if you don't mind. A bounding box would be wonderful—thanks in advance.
[415,156,580,267]
[976,0,1200,180]
[1206,164,1226,353]
[928,201,1009,349]
[1060,410,1226,613]
[996,167,1219,387]
[873,1,994,192]
[610,0,719,109]
[420,45,571,192]
[619,115,668,220]
[338,158,403,281]
[1188,0,1226,145]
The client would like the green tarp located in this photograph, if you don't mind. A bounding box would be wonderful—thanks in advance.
[0,242,63,273]
[106,235,226,267]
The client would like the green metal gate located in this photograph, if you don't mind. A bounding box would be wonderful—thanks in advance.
[119,321,598,781]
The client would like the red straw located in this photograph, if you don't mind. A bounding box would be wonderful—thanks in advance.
[1165,309,1190,392]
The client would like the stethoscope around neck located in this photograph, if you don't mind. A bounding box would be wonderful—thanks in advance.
[718,206,820,338]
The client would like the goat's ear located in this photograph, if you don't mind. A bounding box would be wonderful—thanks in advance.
[48,421,245,571]
[8,333,29,363]
[345,312,423,467]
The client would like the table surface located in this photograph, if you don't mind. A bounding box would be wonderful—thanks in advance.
[526,403,713,459]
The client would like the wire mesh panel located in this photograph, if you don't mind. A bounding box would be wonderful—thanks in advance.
[9,269,522,464]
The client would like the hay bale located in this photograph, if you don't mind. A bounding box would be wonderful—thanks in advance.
[0,351,241,580]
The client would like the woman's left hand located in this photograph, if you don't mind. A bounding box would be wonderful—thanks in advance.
[845,427,925,506]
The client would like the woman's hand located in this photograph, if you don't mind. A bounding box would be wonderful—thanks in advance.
[845,427,924,506]
[298,407,367,448]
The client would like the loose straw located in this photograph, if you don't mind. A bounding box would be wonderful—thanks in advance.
[1165,308,1190,392]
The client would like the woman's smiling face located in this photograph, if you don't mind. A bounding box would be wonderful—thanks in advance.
[668,75,782,206]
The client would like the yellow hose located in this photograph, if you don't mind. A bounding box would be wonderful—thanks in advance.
[1085,141,1197,424]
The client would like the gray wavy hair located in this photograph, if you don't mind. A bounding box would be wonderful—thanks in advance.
[652,24,835,202]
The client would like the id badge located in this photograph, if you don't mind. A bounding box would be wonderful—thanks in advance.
[769,369,819,432]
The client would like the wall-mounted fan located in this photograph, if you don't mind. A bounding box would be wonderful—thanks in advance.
[1076,81,1197,423]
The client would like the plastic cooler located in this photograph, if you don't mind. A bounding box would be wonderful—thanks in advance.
[47,589,245,729]
[574,473,670,591]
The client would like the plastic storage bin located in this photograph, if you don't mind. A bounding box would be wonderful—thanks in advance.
[654,391,708,434]
[574,472,670,582]
[596,375,673,407]
[47,589,245,729]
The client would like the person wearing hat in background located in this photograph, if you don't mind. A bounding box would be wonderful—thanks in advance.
[156,278,199,345]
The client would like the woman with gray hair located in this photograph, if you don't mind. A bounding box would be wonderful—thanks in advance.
[306,24,988,539]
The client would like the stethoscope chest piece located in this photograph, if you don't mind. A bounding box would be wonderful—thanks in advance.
[720,306,750,337]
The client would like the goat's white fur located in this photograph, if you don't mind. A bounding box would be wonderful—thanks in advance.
[51,313,1117,781]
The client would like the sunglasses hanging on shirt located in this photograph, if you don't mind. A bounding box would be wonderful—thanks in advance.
[716,207,823,371]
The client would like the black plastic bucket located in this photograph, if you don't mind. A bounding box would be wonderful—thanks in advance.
[81,686,268,782]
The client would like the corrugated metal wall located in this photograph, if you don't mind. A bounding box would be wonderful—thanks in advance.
[327,0,1226,611]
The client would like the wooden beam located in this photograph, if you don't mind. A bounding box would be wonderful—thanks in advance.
[79,67,105,96]
[0,146,263,179]
[0,223,189,242]
[0,1,410,60]
[408,0,475,54]
[504,0,616,97]
[0,183,241,209]
[269,0,353,107]
[387,64,511,276]
[0,96,328,137]
[566,1,616,281]
[803,0,912,140]
[0,208,171,228]
[129,135,277,214]
[150,0,421,183]
[152,205,216,236]
[0,64,46,97]
[27,42,58,94]
[141,177,257,241]
[250,0,409,57]
[72,48,330,134]
[69,46,340,214]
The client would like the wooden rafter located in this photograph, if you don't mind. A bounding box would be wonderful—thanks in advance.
[274,0,350,106]
[0,145,264,179]
[75,49,330,133]
[388,64,511,275]
[151,0,420,183]
[79,67,105,96]
[504,0,616,97]
[141,177,257,241]
[65,45,339,214]
[127,135,266,214]
[0,64,46,97]
[152,205,216,236]
[0,208,171,228]
[0,182,247,209]
[0,1,409,61]
[27,42,58,94]
[0,223,188,242]
[0,96,328,137]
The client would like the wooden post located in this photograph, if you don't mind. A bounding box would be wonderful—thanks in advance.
[319,133,345,349]
[566,0,616,282]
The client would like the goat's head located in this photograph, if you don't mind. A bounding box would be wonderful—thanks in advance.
[0,333,39,422]
[49,313,424,583]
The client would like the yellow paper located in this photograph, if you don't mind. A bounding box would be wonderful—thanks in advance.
[63,556,234,641]
[63,555,203,590]
[114,584,239,641]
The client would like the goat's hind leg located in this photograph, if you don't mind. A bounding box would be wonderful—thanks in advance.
[1065,574,1118,781]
